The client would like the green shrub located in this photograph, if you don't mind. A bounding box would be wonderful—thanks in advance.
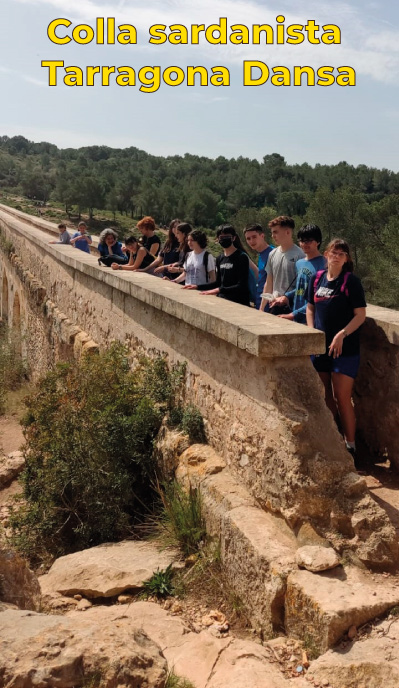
[167,403,206,444]
[142,564,175,599]
[180,405,206,443]
[10,345,186,565]
[0,227,15,256]
[157,480,206,557]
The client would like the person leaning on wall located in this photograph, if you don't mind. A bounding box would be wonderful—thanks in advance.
[97,228,127,267]
[49,223,71,245]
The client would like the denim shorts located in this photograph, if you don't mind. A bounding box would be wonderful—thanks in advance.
[311,354,360,379]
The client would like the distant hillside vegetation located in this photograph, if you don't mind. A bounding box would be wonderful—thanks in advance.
[0,134,398,307]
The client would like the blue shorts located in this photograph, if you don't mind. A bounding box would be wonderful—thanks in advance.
[311,354,360,379]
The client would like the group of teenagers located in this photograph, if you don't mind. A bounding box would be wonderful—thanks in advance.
[51,214,366,468]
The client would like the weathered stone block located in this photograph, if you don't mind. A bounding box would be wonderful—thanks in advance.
[285,567,399,653]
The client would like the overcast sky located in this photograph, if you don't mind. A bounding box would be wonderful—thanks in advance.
[0,0,398,170]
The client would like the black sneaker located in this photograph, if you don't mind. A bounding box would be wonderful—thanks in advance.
[346,445,364,472]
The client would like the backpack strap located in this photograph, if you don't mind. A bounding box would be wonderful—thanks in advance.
[341,271,350,296]
[203,251,210,283]
[313,269,326,293]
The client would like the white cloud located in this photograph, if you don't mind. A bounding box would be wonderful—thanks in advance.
[23,75,48,87]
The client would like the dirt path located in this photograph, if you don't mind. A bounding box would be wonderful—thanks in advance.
[0,415,24,455]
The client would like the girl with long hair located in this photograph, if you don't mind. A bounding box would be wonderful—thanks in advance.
[148,218,181,278]
[171,229,216,286]
[306,238,366,463]
[162,222,192,279]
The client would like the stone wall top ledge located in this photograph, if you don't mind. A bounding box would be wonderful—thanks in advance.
[0,204,325,358]
[366,305,399,346]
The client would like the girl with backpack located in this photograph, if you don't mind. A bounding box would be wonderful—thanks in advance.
[306,238,366,461]
[171,230,216,286]
[184,225,256,306]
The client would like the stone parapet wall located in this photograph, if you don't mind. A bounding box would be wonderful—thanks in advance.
[1,204,398,570]
[355,306,399,470]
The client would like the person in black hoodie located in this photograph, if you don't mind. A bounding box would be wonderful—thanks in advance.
[184,225,250,306]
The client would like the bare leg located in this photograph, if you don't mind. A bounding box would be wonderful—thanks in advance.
[318,372,338,420]
[331,372,356,443]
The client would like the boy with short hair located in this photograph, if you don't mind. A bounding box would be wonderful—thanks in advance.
[49,223,71,245]
[260,216,304,312]
[244,224,274,309]
[274,224,326,323]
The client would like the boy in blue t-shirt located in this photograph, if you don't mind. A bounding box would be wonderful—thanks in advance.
[274,224,325,323]
[244,224,274,309]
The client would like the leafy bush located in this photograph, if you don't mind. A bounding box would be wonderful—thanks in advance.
[142,564,175,599]
[0,227,15,256]
[180,405,206,444]
[10,344,186,565]
[167,403,206,444]
[157,480,206,557]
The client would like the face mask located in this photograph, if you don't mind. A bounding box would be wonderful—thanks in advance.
[219,236,234,248]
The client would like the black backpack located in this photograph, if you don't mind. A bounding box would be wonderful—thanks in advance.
[203,251,211,282]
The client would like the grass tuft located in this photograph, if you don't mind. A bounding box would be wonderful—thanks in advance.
[155,480,206,557]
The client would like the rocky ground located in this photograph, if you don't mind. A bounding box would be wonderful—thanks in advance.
[3,410,399,687]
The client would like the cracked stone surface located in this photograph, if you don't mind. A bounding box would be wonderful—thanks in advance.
[67,602,301,687]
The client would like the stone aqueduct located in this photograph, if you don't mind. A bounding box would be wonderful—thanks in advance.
[1,203,399,576]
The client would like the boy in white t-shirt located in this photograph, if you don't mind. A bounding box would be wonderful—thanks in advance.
[171,230,216,286]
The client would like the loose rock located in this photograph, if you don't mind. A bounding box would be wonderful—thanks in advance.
[296,546,341,572]
[76,598,92,611]
[39,540,181,598]
[0,451,25,487]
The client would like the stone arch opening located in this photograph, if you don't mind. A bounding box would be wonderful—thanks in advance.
[1,272,8,323]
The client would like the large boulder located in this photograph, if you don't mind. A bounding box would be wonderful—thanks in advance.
[39,540,181,599]
[0,608,167,687]
[0,546,41,610]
